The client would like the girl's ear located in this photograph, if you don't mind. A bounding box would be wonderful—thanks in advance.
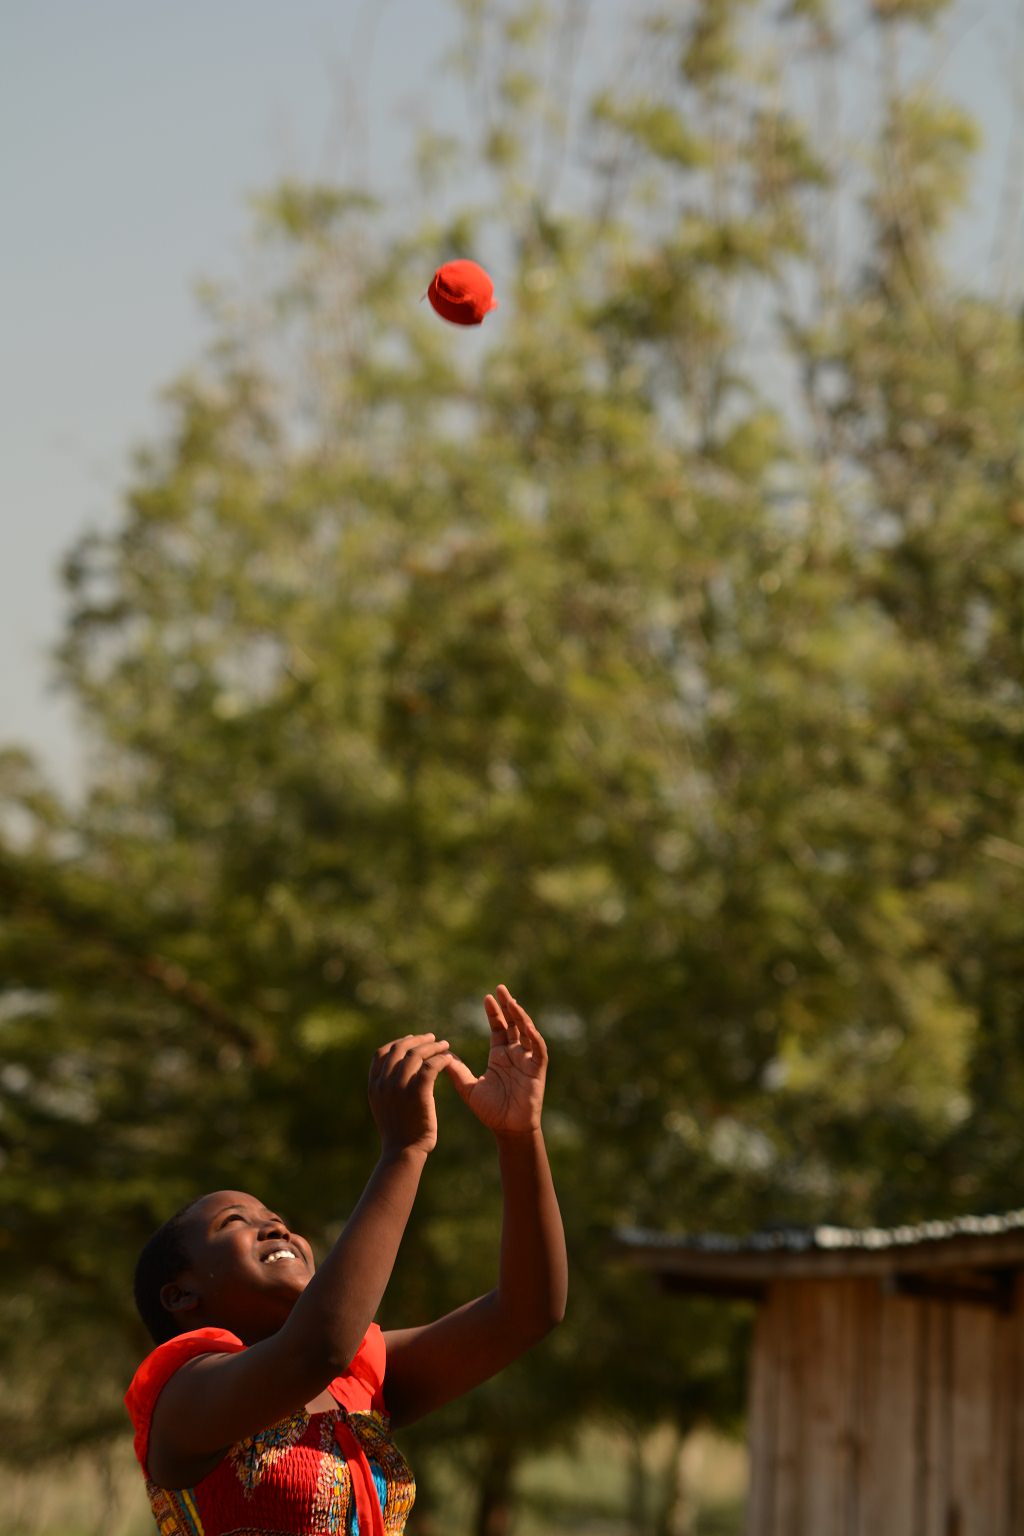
[159,1280,200,1318]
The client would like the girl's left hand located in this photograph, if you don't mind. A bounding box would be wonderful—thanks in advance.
[445,986,548,1136]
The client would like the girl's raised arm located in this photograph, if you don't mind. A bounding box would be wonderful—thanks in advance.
[382,988,567,1427]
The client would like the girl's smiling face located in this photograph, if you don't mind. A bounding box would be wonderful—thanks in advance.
[161,1189,316,1341]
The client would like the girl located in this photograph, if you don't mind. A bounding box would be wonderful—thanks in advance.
[125,985,567,1536]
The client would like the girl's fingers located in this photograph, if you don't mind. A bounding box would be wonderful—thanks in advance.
[390,1036,442,1057]
[442,1057,478,1097]
[516,1011,547,1064]
[484,994,512,1044]
[417,1051,454,1079]
[490,986,521,1046]
[527,1021,548,1065]
[396,1040,451,1085]
[374,1040,446,1088]
[500,989,540,1050]
[496,983,525,1033]
[497,985,530,1027]
[378,1032,435,1066]
[497,986,547,1065]
[485,984,546,1066]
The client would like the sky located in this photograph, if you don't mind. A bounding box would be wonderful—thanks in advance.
[2,0,467,795]
[1,0,1020,799]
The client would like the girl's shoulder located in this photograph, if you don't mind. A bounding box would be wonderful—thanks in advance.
[124,1323,387,1472]
[125,1328,246,1472]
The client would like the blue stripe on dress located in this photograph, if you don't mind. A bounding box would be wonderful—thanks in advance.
[348,1460,387,1535]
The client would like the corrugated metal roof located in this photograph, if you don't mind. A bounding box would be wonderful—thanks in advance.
[619,1209,1024,1257]
[617,1210,1024,1285]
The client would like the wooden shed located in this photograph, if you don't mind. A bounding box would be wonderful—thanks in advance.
[620,1212,1024,1536]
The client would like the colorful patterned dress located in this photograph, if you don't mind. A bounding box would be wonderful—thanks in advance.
[125,1324,415,1536]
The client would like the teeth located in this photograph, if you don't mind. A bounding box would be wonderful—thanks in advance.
[264,1250,298,1264]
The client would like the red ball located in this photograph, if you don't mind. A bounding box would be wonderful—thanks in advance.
[427,260,498,326]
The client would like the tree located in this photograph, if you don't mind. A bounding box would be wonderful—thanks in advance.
[2,2,1022,1530]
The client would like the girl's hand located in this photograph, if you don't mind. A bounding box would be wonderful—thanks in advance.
[445,986,547,1137]
[369,1034,453,1157]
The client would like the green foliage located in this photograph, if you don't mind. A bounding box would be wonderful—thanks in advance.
[2,3,1023,1529]
[591,96,708,169]
[679,0,754,85]
[253,182,380,241]
[869,97,980,283]
[872,0,953,23]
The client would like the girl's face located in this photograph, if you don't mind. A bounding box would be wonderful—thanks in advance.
[166,1189,316,1341]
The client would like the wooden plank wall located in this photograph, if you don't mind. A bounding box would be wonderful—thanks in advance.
[746,1273,1024,1536]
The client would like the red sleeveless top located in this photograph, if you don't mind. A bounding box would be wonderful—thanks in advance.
[124,1324,415,1536]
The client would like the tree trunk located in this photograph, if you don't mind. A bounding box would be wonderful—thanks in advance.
[657,1427,702,1536]
[629,1429,649,1536]
[408,1456,441,1536]
[474,1443,515,1536]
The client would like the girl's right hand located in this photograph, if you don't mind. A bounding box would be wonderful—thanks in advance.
[369,1034,453,1157]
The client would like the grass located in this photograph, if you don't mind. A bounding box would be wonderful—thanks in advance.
[513,1424,746,1536]
[2,1439,152,1536]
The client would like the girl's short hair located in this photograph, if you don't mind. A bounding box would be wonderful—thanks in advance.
[132,1199,201,1344]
